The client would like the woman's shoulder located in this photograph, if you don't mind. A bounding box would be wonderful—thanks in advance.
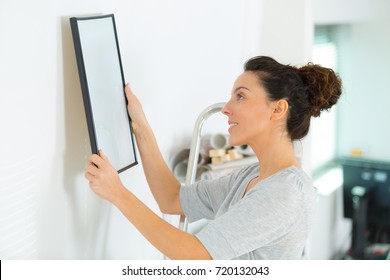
[237,162,260,176]
[287,166,314,190]
[260,166,315,195]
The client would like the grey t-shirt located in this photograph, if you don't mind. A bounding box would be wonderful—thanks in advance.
[179,163,317,260]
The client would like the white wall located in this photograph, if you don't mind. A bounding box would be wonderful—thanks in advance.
[260,0,314,174]
[312,0,374,24]
[0,0,312,259]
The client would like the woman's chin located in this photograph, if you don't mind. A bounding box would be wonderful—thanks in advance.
[228,138,244,147]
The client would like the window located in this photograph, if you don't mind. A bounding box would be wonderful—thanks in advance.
[310,26,339,176]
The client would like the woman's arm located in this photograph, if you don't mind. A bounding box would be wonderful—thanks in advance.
[125,84,182,215]
[85,152,211,260]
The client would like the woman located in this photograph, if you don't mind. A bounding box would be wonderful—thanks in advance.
[85,56,342,259]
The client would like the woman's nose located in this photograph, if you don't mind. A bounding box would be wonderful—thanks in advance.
[221,100,232,116]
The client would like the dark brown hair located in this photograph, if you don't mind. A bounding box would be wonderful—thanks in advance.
[244,56,342,140]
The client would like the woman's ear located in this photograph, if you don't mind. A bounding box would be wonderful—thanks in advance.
[271,99,289,120]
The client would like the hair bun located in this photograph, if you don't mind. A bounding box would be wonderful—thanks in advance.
[298,63,342,117]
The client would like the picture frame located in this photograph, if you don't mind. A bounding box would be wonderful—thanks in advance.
[70,14,137,173]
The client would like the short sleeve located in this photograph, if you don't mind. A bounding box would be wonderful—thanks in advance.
[179,172,239,222]
[194,181,304,259]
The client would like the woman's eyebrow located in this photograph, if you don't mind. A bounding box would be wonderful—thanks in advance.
[234,86,250,93]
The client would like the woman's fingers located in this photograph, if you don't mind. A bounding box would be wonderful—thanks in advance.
[85,151,110,183]
[89,153,106,168]
[98,149,109,162]
[84,151,123,203]
[124,84,143,132]
[124,83,133,97]
[85,170,94,182]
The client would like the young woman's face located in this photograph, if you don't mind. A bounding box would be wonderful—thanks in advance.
[222,71,276,147]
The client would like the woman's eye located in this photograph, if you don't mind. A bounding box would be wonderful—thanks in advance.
[237,94,244,100]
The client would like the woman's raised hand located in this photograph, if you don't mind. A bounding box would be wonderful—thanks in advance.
[85,150,126,204]
[124,83,148,132]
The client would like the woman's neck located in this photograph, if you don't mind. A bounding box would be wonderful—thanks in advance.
[250,136,300,181]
